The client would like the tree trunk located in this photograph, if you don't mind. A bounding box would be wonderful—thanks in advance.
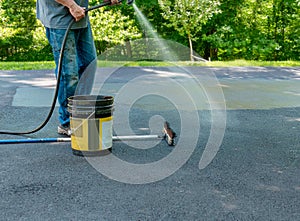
[188,34,194,61]
[125,41,132,58]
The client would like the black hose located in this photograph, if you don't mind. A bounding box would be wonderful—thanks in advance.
[0,1,114,135]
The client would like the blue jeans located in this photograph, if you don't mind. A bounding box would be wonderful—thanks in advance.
[46,23,97,126]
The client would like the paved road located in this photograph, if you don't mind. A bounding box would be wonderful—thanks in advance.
[0,67,299,220]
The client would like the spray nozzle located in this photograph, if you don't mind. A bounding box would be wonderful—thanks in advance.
[126,0,134,5]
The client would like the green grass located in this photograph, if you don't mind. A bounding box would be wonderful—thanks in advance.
[0,61,55,70]
[206,59,300,67]
[0,59,299,70]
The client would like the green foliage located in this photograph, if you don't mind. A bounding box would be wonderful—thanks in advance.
[0,0,299,62]
[134,0,188,51]
[1,0,36,28]
[200,0,300,61]
[0,0,53,61]
[98,38,191,61]
[158,0,221,40]
[158,0,221,60]
[89,6,142,55]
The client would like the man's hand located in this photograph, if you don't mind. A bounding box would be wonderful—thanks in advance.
[111,0,120,5]
[56,0,85,22]
[69,3,85,21]
[104,0,120,5]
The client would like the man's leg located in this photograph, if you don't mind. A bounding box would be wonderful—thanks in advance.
[46,28,79,131]
[75,22,97,95]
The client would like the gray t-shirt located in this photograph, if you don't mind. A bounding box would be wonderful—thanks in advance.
[36,0,89,29]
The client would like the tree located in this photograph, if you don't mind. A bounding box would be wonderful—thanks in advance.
[201,0,300,61]
[0,0,51,61]
[158,0,221,61]
[89,6,142,56]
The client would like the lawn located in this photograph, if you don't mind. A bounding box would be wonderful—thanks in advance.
[0,60,299,70]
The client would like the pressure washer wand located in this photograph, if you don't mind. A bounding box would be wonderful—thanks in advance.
[86,0,134,12]
[85,1,111,12]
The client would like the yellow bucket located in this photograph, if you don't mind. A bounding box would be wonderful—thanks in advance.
[68,95,114,156]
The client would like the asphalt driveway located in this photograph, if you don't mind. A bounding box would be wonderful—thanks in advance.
[0,66,299,220]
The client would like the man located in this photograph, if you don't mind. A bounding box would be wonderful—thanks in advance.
[36,0,118,136]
